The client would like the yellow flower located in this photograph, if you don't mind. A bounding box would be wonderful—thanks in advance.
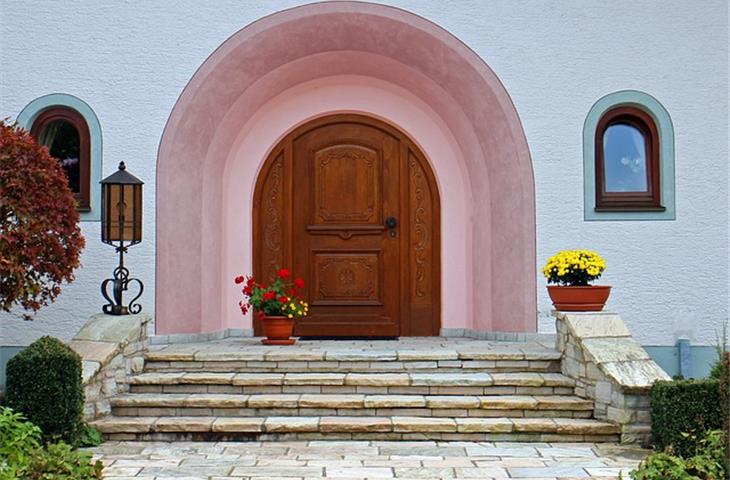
[542,249,606,285]
[287,314,293,318]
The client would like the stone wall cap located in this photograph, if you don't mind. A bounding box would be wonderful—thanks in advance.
[556,312,631,338]
[69,340,120,365]
[600,360,671,390]
[73,313,151,343]
[580,338,651,364]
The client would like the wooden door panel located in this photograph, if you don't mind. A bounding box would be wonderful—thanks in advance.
[312,252,381,305]
[313,145,380,226]
[253,114,440,337]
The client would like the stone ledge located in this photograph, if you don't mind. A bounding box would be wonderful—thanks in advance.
[68,313,152,421]
[74,313,150,344]
[554,311,670,445]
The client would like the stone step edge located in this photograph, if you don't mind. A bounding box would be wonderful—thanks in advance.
[128,372,575,388]
[92,415,619,435]
[145,350,562,363]
[110,393,593,411]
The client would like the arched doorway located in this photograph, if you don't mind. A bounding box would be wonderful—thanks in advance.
[253,114,440,337]
[156,2,536,336]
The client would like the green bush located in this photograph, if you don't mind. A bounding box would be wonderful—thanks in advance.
[0,406,40,478]
[627,430,726,480]
[5,336,84,443]
[0,406,102,480]
[650,378,722,458]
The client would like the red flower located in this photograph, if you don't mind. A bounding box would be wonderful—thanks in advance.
[278,268,291,279]
[294,277,305,289]
[279,296,289,303]
[234,275,244,284]
[263,291,276,301]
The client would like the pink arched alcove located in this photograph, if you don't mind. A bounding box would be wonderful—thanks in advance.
[156,1,536,335]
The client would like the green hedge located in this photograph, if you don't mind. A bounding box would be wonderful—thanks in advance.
[5,336,83,443]
[650,378,722,458]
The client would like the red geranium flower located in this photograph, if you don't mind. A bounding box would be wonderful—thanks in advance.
[234,275,245,284]
[294,277,305,289]
[263,291,276,301]
[278,268,291,279]
[279,296,289,303]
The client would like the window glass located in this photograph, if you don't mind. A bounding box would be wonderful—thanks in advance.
[38,119,81,194]
[602,123,648,192]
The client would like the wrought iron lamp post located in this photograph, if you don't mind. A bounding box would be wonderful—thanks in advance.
[100,161,144,315]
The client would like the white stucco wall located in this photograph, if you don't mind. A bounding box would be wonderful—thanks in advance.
[0,0,727,347]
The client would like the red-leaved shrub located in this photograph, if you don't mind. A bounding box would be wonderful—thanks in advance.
[0,120,84,318]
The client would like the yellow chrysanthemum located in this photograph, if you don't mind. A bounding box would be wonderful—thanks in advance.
[542,249,606,286]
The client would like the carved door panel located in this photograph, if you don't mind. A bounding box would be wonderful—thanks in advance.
[253,115,440,337]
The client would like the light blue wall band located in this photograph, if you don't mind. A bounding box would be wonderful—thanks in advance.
[644,345,718,379]
[583,90,676,221]
[16,94,103,222]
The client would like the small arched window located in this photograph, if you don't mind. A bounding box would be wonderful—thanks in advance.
[595,106,663,211]
[30,107,91,211]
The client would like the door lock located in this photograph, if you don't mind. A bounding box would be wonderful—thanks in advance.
[385,216,398,237]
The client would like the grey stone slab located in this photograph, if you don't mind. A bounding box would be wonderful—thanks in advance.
[82,361,101,384]
[559,312,631,338]
[508,465,591,477]
[410,373,492,386]
[580,338,650,364]
[69,340,120,365]
[599,360,671,389]
[74,313,150,343]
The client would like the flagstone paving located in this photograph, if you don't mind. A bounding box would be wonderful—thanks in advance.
[90,440,648,479]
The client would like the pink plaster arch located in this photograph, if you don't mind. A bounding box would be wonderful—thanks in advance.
[157,1,536,335]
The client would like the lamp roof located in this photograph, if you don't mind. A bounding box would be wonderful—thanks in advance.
[100,162,144,185]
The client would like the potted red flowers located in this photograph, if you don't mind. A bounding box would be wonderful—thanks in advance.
[235,268,308,345]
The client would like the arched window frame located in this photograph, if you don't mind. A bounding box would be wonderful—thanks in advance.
[583,90,676,221]
[595,105,662,211]
[17,94,103,221]
[29,106,92,211]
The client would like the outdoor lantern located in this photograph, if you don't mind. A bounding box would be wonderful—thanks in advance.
[100,161,144,315]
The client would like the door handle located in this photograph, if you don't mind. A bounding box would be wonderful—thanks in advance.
[385,216,397,237]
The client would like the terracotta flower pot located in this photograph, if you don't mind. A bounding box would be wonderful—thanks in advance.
[260,315,296,345]
[547,285,611,312]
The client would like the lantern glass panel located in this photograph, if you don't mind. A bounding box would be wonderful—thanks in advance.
[107,184,141,242]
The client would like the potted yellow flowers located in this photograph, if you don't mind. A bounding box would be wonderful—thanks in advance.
[542,250,610,311]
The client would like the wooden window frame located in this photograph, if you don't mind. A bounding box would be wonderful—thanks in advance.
[595,106,664,212]
[30,107,91,212]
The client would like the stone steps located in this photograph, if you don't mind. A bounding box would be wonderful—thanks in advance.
[91,414,620,442]
[143,342,562,374]
[110,393,594,418]
[96,338,622,442]
[127,372,576,397]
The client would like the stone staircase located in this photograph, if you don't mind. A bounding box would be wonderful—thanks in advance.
[91,338,620,442]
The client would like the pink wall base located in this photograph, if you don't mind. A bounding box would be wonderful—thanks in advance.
[156,2,536,335]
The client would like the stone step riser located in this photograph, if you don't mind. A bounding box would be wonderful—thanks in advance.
[112,406,594,419]
[130,385,577,396]
[143,359,561,374]
[103,431,620,443]
[92,415,620,443]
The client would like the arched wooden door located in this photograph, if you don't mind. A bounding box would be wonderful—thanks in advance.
[253,114,440,337]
